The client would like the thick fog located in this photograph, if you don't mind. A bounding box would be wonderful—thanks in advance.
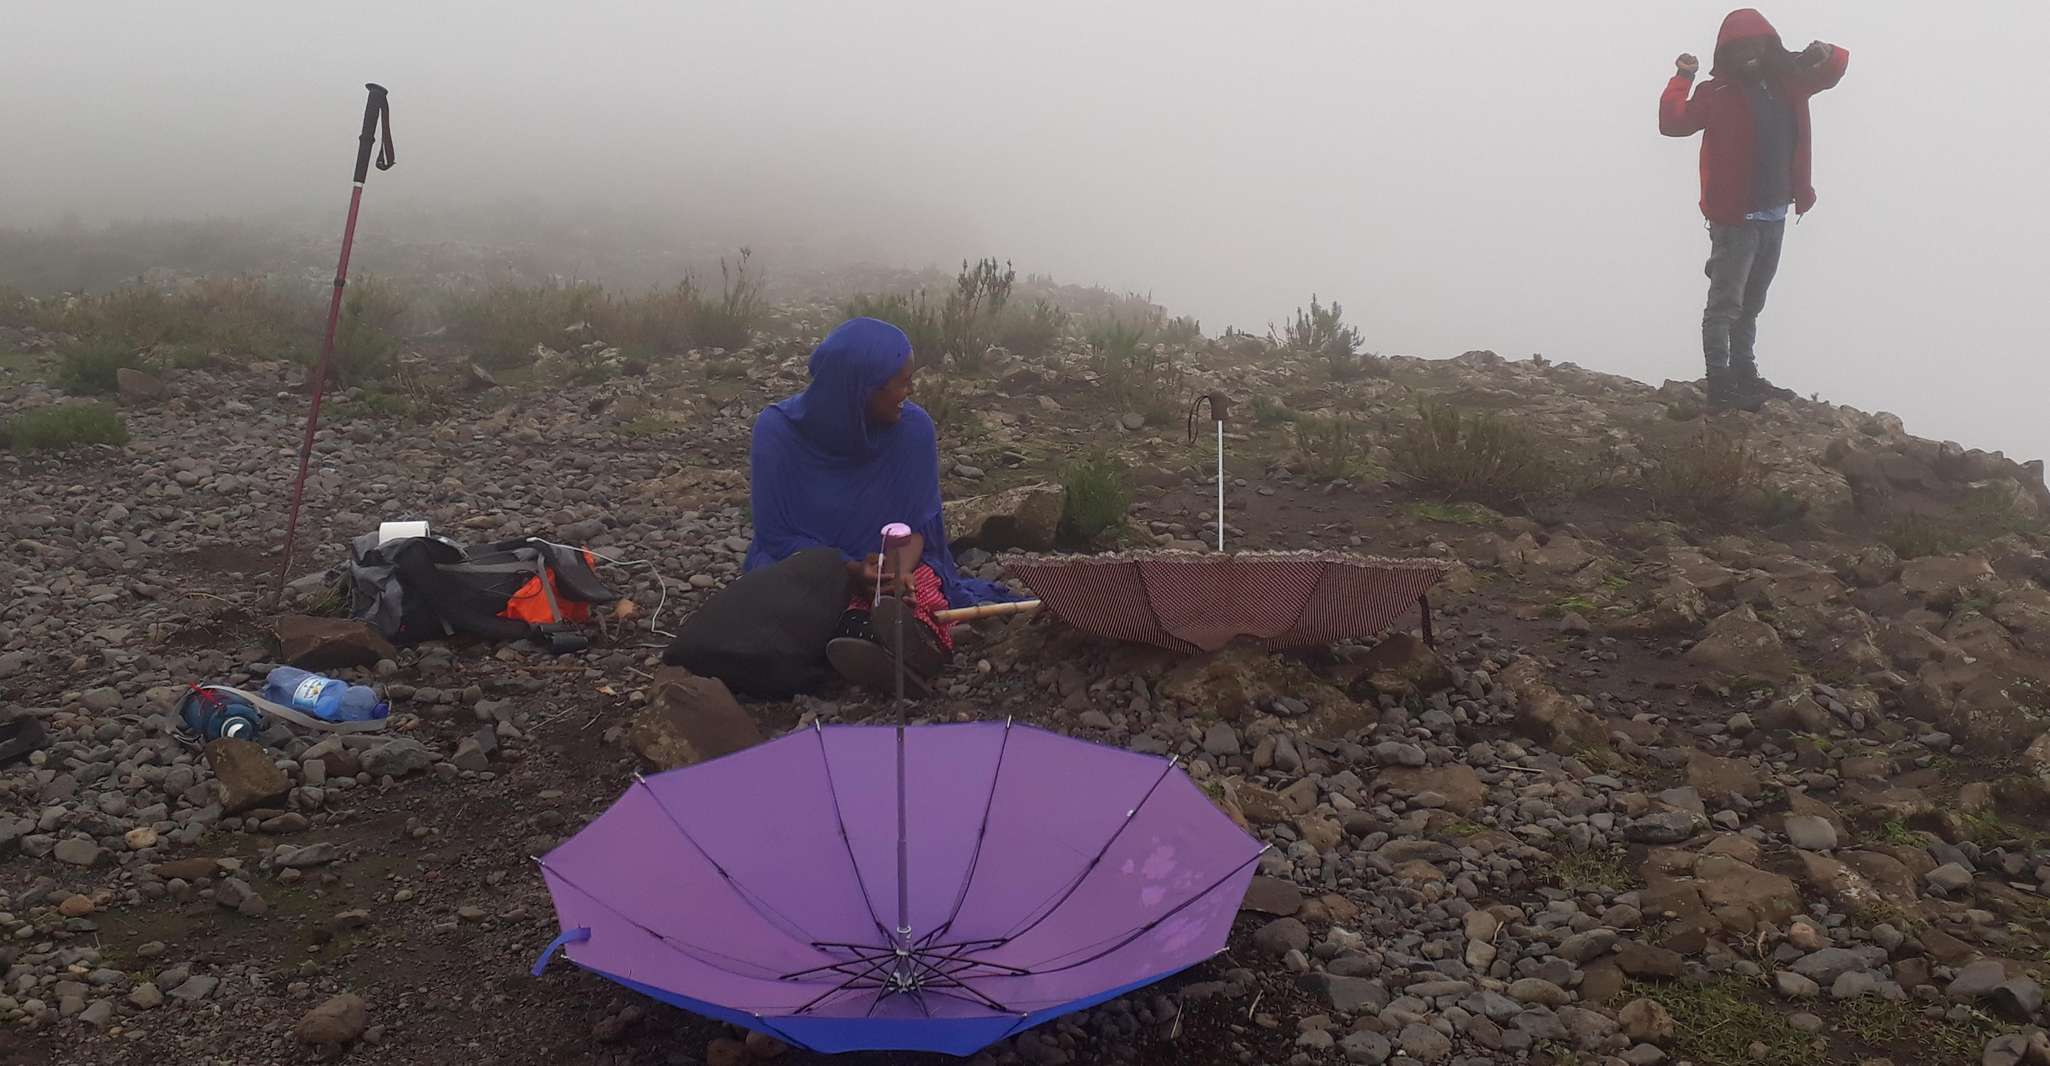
[6,1,2047,460]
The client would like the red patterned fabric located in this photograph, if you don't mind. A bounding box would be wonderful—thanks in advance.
[1004,550,1450,654]
[848,564,954,652]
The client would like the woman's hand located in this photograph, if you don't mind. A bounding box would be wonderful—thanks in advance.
[849,555,915,598]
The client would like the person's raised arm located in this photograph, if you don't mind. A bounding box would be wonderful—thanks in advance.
[1791,40,1849,95]
[1660,53,1708,137]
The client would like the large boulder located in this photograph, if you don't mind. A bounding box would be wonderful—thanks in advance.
[1343,633,1452,700]
[205,738,289,815]
[1497,659,1608,754]
[116,367,167,402]
[626,669,763,771]
[1898,553,1995,610]
[1376,764,1485,816]
[1685,605,1798,682]
[294,993,369,1046]
[273,615,396,671]
[948,483,1064,552]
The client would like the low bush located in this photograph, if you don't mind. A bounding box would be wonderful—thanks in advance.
[996,297,1066,357]
[329,275,409,384]
[940,258,1015,373]
[2,403,129,452]
[846,290,945,367]
[1639,426,1779,521]
[1390,400,1564,507]
[441,279,605,368]
[1273,295,1380,380]
[57,340,134,395]
[685,248,764,351]
[1059,450,1133,543]
[1294,412,1370,482]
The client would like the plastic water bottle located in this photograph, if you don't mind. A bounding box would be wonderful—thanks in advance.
[263,667,388,723]
[335,685,389,722]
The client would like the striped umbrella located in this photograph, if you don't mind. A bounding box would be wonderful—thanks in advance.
[1002,549,1450,655]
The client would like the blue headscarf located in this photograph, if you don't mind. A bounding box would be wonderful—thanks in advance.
[745,317,1015,608]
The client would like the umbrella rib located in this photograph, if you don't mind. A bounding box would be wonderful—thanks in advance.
[534,857,794,982]
[924,716,1015,945]
[789,951,898,1016]
[809,723,894,945]
[993,756,1180,945]
[632,774,831,948]
[1005,849,1267,976]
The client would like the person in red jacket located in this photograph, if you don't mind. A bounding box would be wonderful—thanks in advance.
[1661,9,1849,410]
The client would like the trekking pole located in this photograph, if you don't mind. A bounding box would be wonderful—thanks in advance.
[269,84,396,611]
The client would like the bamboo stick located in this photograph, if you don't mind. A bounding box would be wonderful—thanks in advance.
[933,599,1043,624]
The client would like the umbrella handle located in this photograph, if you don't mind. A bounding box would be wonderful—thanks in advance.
[531,926,591,976]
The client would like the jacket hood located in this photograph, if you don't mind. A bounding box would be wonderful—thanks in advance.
[1711,8,1785,75]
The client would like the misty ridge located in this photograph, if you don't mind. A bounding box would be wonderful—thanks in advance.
[4,1,2048,463]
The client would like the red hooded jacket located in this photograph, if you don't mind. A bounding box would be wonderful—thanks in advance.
[1660,9,1850,224]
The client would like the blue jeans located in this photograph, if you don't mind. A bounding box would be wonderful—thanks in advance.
[1702,219,1786,373]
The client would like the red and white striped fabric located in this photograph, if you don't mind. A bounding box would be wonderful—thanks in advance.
[846,564,956,652]
[1003,550,1451,654]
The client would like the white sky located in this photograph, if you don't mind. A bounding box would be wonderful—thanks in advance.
[5,1,2047,459]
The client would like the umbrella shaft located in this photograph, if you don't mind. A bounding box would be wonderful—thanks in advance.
[1216,419,1225,552]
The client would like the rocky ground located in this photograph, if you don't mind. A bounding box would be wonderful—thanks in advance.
[4,309,2050,1066]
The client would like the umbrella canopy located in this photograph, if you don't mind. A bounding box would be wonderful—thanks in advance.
[1005,550,1451,655]
[533,721,1264,1056]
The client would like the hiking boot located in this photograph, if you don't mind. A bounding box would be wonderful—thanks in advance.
[1705,368,1742,412]
[1740,373,1798,406]
[827,637,934,699]
[870,596,946,678]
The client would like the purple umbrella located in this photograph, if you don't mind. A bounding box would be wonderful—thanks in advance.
[531,720,1265,1055]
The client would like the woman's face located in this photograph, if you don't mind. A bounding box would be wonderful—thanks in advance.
[866,359,916,426]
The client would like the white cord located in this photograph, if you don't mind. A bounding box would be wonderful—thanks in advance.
[529,538,676,638]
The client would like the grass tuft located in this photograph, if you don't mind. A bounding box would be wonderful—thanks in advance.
[1628,977,1822,1066]
[2,403,129,452]
[1540,846,1636,891]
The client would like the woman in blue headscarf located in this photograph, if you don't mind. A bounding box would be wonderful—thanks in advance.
[746,317,1015,691]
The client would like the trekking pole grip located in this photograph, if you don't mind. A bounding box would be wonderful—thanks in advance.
[352,83,393,183]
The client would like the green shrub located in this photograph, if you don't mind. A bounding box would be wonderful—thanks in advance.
[996,297,1066,357]
[2,403,129,452]
[329,275,409,384]
[1089,317,1184,424]
[940,258,1015,373]
[1250,394,1294,425]
[1882,484,2044,558]
[1390,400,1563,507]
[1640,426,1776,520]
[685,248,764,351]
[846,290,945,367]
[57,341,133,395]
[1295,412,1369,481]
[1060,450,1133,543]
[1159,315,1203,348]
[1273,295,1379,380]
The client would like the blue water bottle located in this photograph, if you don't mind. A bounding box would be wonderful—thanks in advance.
[265,666,345,718]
